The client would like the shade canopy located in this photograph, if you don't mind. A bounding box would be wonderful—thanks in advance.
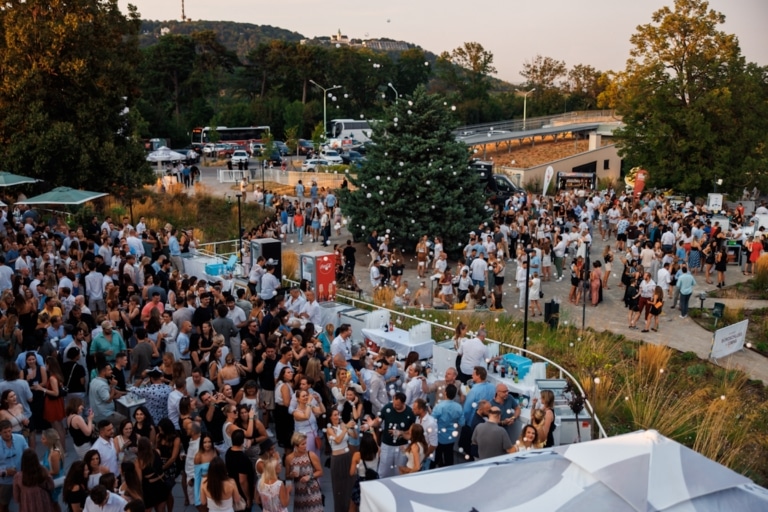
[15,186,108,206]
[146,146,186,163]
[0,171,39,187]
[360,430,768,512]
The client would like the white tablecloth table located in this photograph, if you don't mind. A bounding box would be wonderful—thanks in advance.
[361,327,435,360]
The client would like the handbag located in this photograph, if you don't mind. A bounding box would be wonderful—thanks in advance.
[539,290,544,299]
[361,459,379,481]
[314,432,324,451]
[234,492,247,511]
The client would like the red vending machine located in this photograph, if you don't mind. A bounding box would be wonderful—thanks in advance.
[300,251,336,302]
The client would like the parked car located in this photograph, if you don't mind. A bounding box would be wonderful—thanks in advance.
[319,148,343,164]
[274,141,290,156]
[217,144,236,158]
[267,151,283,166]
[297,139,314,156]
[341,150,365,166]
[249,142,266,156]
[301,158,329,172]
[231,150,250,165]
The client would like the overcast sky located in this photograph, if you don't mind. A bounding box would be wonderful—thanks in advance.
[119,0,768,82]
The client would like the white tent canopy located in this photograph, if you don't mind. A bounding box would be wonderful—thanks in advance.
[146,146,186,163]
[360,430,768,512]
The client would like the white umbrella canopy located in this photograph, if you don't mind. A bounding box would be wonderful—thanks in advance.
[146,146,186,163]
[360,430,768,512]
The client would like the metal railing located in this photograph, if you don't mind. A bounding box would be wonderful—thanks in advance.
[325,291,609,440]
[196,239,240,259]
[454,110,619,136]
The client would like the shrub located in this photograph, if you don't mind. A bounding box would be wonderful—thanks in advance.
[752,254,768,291]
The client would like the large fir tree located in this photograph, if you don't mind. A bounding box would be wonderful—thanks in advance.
[340,85,486,255]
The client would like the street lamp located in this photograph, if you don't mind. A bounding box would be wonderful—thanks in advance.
[714,178,723,193]
[235,194,243,263]
[309,80,342,141]
[523,88,536,131]
[523,247,535,351]
[387,82,399,104]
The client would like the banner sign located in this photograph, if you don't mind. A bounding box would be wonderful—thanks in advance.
[543,166,554,196]
[633,168,648,198]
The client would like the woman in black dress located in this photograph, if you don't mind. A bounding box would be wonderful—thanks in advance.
[62,460,90,512]
[715,245,728,288]
[135,437,169,512]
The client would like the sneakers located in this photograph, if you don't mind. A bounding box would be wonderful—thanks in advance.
[266,428,275,438]
[679,315,687,319]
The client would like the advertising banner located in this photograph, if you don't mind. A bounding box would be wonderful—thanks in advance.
[633,168,648,198]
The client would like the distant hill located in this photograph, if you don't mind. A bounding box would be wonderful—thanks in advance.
[138,20,304,58]
[138,20,516,91]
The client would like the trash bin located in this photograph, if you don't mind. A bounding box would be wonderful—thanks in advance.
[712,302,725,318]
[544,299,560,330]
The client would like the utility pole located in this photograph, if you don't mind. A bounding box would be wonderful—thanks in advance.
[181,0,186,21]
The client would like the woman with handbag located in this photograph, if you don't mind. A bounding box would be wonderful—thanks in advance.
[292,389,326,460]
[349,430,380,511]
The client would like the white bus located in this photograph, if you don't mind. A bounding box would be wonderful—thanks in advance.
[326,119,373,147]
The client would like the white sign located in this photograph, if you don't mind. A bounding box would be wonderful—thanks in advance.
[710,319,748,359]
[707,193,723,212]
[543,166,554,196]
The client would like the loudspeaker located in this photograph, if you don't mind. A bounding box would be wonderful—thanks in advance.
[250,238,282,283]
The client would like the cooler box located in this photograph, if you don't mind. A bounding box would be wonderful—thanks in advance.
[501,353,533,380]
[205,263,226,275]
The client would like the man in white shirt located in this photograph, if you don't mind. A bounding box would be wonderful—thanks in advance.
[298,290,321,327]
[285,287,306,320]
[93,420,119,474]
[248,256,266,296]
[125,229,143,257]
[413,398,438,458]
[404,363,429,407]
[657,262,672,298]
[470,252,488,289]
[458,329,490,383]
[516,260,528,309]
[84,484,127,512]
[167,379,186,430]
[84,261,105,314]
[225,296,248,343]
[370,260,382,288]
[331,324,353,361]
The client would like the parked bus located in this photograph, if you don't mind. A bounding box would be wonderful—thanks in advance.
[326,119,373,145]
[556,172,597,192]
[191,126,270,146]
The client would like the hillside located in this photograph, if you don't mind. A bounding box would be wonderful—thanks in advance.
[138,20,304,58]
[137,20,516,91]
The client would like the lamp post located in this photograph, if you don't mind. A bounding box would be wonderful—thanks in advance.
[523,247,535,351]
[387,82,399,104]
[235,194,243,263]
[309,80,342,141]
[523,88,536,131]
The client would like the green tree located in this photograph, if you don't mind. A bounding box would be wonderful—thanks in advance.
[615,0,768,194]
[340,86,486,253]
[520,54,567,91]
[436,42,497,100]
[0,0,152,190]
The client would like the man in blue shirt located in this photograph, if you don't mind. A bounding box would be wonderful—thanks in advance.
[432,384,464,467]
[675,265,697,319]
[167,228,184,274]
[463,366,496,424]
[0,419,29,506]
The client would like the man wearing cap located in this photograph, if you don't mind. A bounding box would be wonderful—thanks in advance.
[128,367,172,421]
[471,405,515,460]
[91,321,126,364]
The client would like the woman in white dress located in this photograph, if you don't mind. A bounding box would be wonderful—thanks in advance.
[200,457,239,512]
[257,458,290,512]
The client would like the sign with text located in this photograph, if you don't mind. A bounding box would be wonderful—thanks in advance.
[707,193,724,212]
[710,319,748,360]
